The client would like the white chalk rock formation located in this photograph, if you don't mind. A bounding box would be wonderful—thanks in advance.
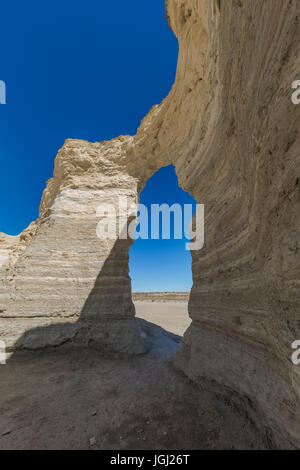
[0,138,146,353]
[0,0,299,448]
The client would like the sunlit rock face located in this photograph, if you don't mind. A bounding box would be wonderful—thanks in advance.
[0,0,299,448]
[0,138,147,354]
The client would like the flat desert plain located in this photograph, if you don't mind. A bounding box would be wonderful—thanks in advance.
[133,292,191,337]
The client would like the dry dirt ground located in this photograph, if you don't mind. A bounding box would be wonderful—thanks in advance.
[0,302,271,450]
[134,300,191,336]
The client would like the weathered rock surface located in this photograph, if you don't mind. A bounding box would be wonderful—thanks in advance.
[0,0,299,448]
[0,138,148,354]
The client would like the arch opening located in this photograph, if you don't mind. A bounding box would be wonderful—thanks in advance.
[129,164,197,342]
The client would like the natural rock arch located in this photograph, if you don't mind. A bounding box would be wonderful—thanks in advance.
[0,0,299,448]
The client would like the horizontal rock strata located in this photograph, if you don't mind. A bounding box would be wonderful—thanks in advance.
[0,0,299,448]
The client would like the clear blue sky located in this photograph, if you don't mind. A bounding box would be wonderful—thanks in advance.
[129,165,196,292]
[0,0,195,292]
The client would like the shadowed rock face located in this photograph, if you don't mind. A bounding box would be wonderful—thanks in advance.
[0,0,299,448]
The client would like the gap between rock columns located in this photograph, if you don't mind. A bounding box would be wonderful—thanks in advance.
[0,0,299,448]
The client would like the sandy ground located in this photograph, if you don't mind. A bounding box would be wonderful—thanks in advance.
[134,301,191,336]
[0,301,271,450]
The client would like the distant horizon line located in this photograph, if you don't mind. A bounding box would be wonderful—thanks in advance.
[132,291,190,294]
